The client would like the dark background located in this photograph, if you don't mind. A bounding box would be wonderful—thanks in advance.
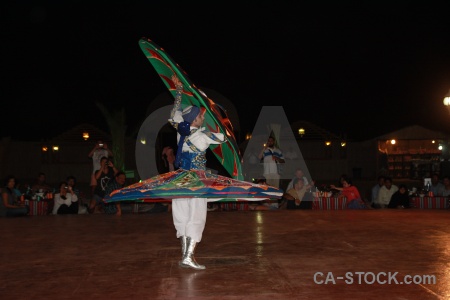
[2,1,450,142]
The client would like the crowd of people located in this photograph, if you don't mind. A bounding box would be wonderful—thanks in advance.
[0,139,171,218]
[370,173,450,209]
[4,141,448,218]
[245,135,369,211]
[3,134,449,218]
[245,135,450,211]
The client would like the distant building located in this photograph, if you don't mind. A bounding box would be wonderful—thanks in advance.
[0,123,136,190]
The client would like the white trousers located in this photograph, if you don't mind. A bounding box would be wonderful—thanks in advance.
[172,198,208,243]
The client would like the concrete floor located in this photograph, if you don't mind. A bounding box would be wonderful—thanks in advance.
[1,209,449,300]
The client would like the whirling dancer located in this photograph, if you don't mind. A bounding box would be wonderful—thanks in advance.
[168,75,226,270]
[104,38,283,270]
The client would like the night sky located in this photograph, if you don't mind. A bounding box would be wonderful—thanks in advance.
[2,1,450,142]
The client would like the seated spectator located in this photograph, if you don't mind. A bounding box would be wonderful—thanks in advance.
[162,146,176,172]
[286,168,314,191]
[339,174,349,187]
[66,175,80,198]
[249,178,279,210]
[66,175,88,214]
[53,181,79,215]
[66,175,86,208]
[371,175,385,206]
[103,171,127,216]
[388,184,410,208]
[1,175,29,217]
[13,180,23,198]
[373,177,398,208]
[331,177,367,209]
[31,172,53,195]
[284,177,313,210]
[442,176,450,196]
[430,173,445,196]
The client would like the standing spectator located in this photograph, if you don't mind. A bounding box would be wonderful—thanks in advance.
[88,156,118,213]
[371,175,385,206]
[88,140,113,195]
[1,175,29,217]
[52,181,78,215]
[258,136,285,188]
[374,177,398,208]
[103,171,127,216]
[430,173,445,196]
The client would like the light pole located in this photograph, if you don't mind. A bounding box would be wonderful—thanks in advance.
[443,89,450,114]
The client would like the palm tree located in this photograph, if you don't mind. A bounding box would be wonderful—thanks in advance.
[95,102,126,172]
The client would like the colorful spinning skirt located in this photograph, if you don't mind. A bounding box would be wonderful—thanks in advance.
[104,169,283,203]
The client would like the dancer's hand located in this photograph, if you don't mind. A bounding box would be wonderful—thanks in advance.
[172,75,182,88]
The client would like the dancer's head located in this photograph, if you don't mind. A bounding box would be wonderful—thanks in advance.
[182,105,205,127]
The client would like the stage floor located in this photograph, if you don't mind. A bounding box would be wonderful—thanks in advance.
[1,209,449,299]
